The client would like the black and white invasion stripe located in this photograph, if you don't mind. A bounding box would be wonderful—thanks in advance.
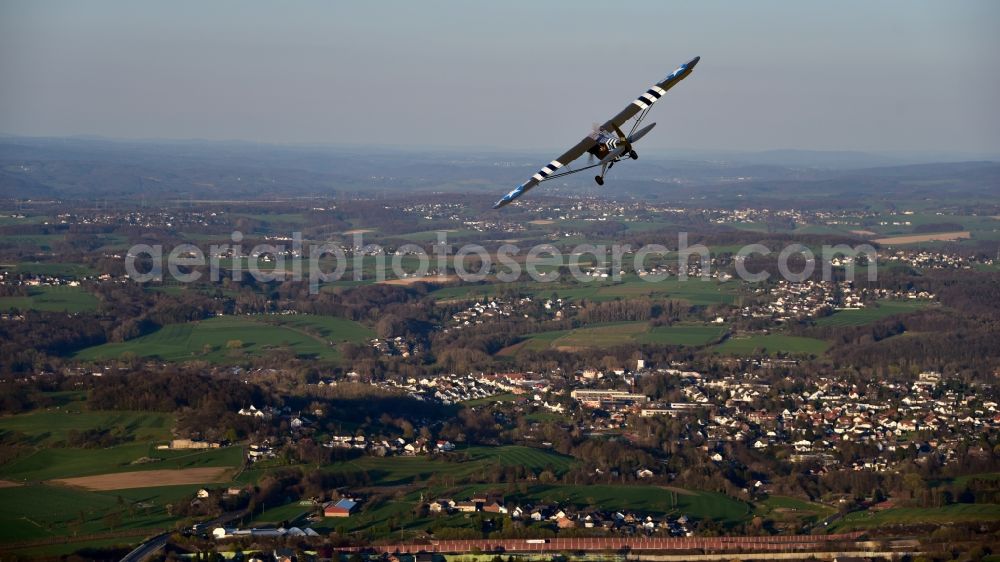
[631,85,667,110]
[532,160,564,182]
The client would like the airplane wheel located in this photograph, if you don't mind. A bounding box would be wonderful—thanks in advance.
[594,175,604,186]
[630,150,638,160]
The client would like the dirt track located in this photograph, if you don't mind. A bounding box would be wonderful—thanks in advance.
[51,467,231,490]
[873,231,970,244]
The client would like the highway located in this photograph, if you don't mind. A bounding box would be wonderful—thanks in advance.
[119,510,246,562]
[119,532,169,562]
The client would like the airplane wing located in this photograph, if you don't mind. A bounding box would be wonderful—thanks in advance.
[493,56,700,209]
[492,136,598,208]
[600,56,700,134]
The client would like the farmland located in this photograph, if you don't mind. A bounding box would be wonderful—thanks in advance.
[0,481,219,543]
[0,441,243,482]
[231,446,587,534]
[315,445,579,487]
[637,323,729,345]
[241,449,749,537]
[305,482,751,537]
[1,140,999,557]
[872,231,971,245]
[0,408,172,446]
[754,495,835,526]
[432,276,738,306]
[261,313,375,343]
[813,300,931,327]
[73,314,371,363]
[6,262,97,277]
[0,394,245,549]
[501,321,727,353]
[830,503,1000,531]
[0,285,99,313]
[52,466,233,490]
[713,334,829,356]
[517,484,750,524]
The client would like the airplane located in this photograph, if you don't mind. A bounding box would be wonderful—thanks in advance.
[493,56,700,209]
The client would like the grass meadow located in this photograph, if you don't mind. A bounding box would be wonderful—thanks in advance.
[713,334,830,356]
[500,321,728,353]
[0,285,99,313]
[74,314,371,363]
[813,300,930,327]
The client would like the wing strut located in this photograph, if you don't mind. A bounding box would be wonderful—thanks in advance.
[538,161,605,182]
[627,106,652,138]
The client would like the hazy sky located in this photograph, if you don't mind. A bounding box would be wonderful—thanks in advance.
[2,1,998,154]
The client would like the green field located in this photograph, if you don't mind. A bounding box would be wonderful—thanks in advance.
[0,442,243,481]
[0,408,172,447]
[235,446,579,534]
[500,328,570,354]
[755,495,835,526]
[830,503,1000,531]
[318,445,578,487]
[0,536,135,559]
[0,400,244,546]
[235,447,748,538]
[308,482,748,536]
[713,334,829,356]
[0,234,65,250]
[637,323,729,346]
[0,214,47,226]
[0,481,218,543]
[517,484,750,524]
[504,321,727,353]
[74,315,370,363]
[552,322,650,348]
[863,212,996,236]
[433,276,738,306]
[465,446,577,474]
[264,313,375,342]
[397,229,478,242]
[0,285,99,313]
[948,472,1000,489]
[233,212,307,224]
[9,262,96,277]
[814,300,931,327]
[249,501,313,525]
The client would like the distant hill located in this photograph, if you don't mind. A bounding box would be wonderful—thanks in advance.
[1,137,997,208]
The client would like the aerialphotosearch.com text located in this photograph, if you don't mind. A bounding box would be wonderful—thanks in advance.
[124,231,878,293]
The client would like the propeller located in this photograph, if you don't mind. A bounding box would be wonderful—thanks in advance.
[587,123,633,164]
[587,123,604,163]
[611,123,632,153]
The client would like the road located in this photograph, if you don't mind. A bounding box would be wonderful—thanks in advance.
[119,532,169,562]
[119,511,246,562]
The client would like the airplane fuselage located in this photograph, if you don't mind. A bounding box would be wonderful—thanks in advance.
[589,122,656,163]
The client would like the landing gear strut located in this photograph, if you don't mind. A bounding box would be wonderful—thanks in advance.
[594,175,604,186]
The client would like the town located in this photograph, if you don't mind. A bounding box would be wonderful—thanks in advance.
[2,152,999,561]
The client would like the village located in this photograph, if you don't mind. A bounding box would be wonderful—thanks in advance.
[226,359,996,510]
